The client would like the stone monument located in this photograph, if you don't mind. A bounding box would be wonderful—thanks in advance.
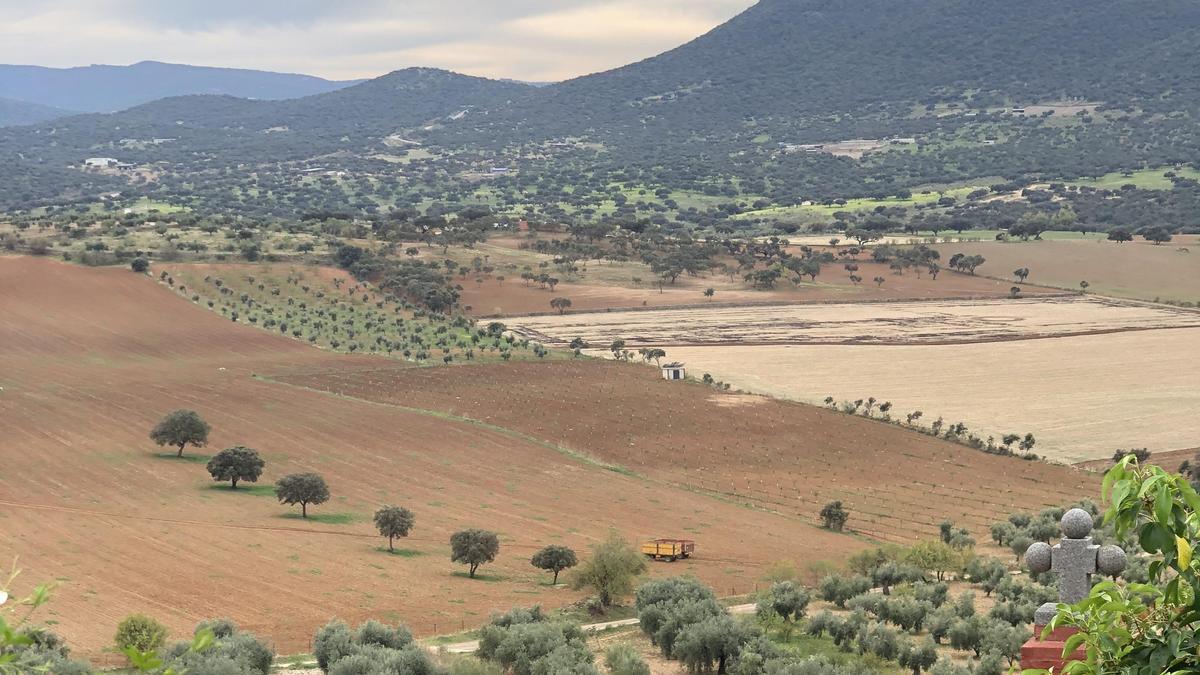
[1019,507,1127,670]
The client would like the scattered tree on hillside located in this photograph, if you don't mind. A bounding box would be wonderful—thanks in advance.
[1009,286,1022,298]
[275,473,329,518]
[150,409,211,458]
[130,257,149,273]
[704,287,715,301]
[1107,228,1133,243]
[1113,448,1152,465]
[571,530,647,607]
[873,276,886,287]
[373,505,415,552]
[531,545,578,584]
[820,501,850,532]
[450,529,500,578]
[1143,226,1173,244]
[550,297,572,314]
[206,446,265,489]
[1013,267,1030,282]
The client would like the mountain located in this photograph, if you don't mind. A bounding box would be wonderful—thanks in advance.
[115,67,530,133]
[4,0,1200,215]
[0,60,361,113]
[0,97,74,127]
[453,0,1200,145]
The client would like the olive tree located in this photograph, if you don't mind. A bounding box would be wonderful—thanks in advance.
[819,501,849,531]
[531,545,578,585]
[450,529,500,578]
[206,446,264,489]
[274,473,329,518]
[373,506,415,552]
[150,409,211,458]
[571,531,647,607]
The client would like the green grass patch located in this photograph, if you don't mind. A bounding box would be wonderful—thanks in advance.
[278,512,360,525]
[205,483,275,497]
[1064,167,1200,190]
[375,547,423,557]
[450,571,506,582]
[152,451,211,463]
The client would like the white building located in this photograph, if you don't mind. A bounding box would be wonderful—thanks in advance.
[661,362,686,381]
[84,157,119,168]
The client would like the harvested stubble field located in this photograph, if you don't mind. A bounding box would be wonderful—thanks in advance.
[663,329,1200,464]
[508,296,1200,347]
[933,238,1200,303]
[277,359,1095,561]
[0,256,1089,658]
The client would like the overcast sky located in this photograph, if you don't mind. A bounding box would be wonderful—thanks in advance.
[0,1,756,82]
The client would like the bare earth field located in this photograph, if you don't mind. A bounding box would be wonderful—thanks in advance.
[0,256,1095,658]
[663,329,1200,464]
[278,360,1095,557]
[508,296,1200,346]
[452,237,1057,317]
[934,239,1200,302]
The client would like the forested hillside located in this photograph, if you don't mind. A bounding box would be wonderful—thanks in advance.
[0,97,73,127]
[2,0,1199,224]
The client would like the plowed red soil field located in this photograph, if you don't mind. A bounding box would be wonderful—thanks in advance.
[0,256,1095,658]
[277,361,1097,549]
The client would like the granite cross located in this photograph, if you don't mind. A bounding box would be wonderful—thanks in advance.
[1024,508,1127,625]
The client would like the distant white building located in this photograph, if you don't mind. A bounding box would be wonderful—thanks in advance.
[84,157,119,168]
[661,362,686,381]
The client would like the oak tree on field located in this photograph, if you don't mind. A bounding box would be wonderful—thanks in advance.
[450,529,500,578]
[531,545,578,584]
[550,297,572,314]
[373,505,415,552]
[150,409,211,458]
[130,257,149,273]
[275,473,329,518]
[206,446,265,489]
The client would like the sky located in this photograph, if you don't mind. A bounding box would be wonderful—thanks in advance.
[0,1,756,82]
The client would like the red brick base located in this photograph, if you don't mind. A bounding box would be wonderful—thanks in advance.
[1020,625,1085,670]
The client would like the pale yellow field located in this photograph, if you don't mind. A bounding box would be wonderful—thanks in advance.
[658,328,1200,464]
[513,297,1200,346]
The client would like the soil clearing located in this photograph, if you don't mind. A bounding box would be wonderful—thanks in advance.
[0,256,1097,659]
[447,237,1057,317]
[933,239,1200,303]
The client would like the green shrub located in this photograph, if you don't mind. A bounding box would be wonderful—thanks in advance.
[114,613,168,653]
[604,643,650,675]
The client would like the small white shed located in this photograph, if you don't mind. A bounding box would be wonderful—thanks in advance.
[661,362,686,381]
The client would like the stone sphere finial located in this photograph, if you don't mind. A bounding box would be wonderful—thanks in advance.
[1061,508,1093,539]
[1097,544,1128,576]
[1026,541,1053,574]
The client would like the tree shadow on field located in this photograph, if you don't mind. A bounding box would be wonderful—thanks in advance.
[450,571,507,582]
[204,483,275,496]
[151,451,211,463]
[374,547,424,557]
[278,512,360,525]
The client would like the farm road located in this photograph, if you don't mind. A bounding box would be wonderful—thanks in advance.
[438,604,757,654]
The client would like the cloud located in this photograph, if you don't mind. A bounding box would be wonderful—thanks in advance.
[0,0,755,81]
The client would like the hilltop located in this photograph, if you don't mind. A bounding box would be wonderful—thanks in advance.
[0,60,360,113]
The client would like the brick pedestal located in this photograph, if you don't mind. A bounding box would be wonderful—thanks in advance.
[1020,625,1084,670]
